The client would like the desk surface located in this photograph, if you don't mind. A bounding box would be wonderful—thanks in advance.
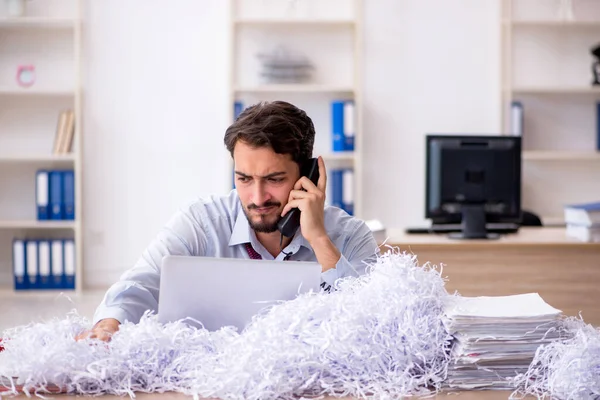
[386,226,598,246]
[23,391,529,399]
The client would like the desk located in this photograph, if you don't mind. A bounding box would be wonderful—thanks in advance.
[16,391,530,399]
[386,227,600,326]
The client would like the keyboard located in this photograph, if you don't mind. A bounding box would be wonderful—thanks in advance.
[405,223,519,235]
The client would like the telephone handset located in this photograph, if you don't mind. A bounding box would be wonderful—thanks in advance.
[277,157,320,238]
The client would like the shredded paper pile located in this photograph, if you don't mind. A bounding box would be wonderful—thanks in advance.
[1,250,599,400]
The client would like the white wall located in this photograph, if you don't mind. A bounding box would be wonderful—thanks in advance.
[82,0,231,286]
[82,0,501,287]
[362,0,501,228]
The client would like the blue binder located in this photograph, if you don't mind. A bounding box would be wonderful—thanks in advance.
[234,101,244,120]
[36,170,49,220]
[342,169,354,216]
[331,169,344,209]
[64,239,76,289]
[51,239,64,289]
[13,239,27,290]
[38,240,51,289]
[596,102,600,151]
[63,170,75,220]
[49,170,64,220]
[331,101,345,152]
[25,240,39,289]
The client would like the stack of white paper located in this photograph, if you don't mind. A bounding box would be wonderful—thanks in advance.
[443,293,562,390]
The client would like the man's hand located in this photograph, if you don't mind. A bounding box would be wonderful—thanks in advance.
[75,318,120,342]
[281,156,328,244]
[281,156,341,271]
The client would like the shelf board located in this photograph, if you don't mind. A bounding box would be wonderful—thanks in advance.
[0,17,77,29]
[0,87,74,96]
[511,86,600,95]
[0,154,75,163]
[234,18,355,27]
[235,84,355,94]
[0,287,77,297]
[0,220,76,229]
[523,151,600,161]
[506,20,600,27]
[322,152,356,162]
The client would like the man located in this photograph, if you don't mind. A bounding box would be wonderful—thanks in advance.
[80,101,379,342]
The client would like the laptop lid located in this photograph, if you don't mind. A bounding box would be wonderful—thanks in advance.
[158,255,322,332]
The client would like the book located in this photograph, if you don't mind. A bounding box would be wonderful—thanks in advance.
[52,110,75,154]
[564,201,600,227]
[566,224,600,242]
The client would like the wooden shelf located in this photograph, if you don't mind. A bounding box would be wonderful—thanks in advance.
[234,84,355,94]
[506,20,600,27]
[0,220,76,229]
[0,17,77,29]
[511,86,600,95]
[0,87,74,96]
[0,154,75,163]
[0,287,77,297]
[523,151,600,161]
[234,18,355,27]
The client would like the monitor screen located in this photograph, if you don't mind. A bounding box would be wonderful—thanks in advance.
[425,135,522,225]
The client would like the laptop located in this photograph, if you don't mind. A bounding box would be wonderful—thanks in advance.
[158,255,322,332]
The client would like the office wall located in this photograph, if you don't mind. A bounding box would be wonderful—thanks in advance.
[362,0,501,228]
[82,0,500,287]
[82,0,231,285]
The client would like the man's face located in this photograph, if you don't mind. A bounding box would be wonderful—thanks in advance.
[233,141,300,233]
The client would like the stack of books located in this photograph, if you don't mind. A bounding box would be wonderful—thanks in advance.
[443,293,562,390]
[564,201,600,242]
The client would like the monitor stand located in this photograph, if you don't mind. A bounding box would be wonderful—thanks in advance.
[448,204,500,240]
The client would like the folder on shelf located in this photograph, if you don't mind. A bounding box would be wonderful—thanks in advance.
[342,169,354,216]
[596,102,600,151]
[51,239,64,289]
[63,170,75,220]
[510,101,523,136]
[49,170,64,220]
[343,101,355,151]
[13,239,26,290]
[36,170,49,220]
[330,169,344,209]
[38,240,51,289]
[53,110,75,155]
[26,240,39,289]
[64,239,75,290]
[234,101,244,120]
[52,111,68,155]
[61,110,75,153]
[331,101,345,152]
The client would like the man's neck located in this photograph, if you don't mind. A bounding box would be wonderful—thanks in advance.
[255,231,293,258]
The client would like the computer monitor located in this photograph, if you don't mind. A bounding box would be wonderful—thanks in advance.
[425,135,522,239]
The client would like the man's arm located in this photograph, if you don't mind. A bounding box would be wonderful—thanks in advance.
[77,207,207,341]
[319,219,379,291]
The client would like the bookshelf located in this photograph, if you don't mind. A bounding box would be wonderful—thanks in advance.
[229,0,363,217]
[501,0,600,224]
[0,0,83,294]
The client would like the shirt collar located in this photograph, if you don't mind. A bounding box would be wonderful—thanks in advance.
[228,206,313,252]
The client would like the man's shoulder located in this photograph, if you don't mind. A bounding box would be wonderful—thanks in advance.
[184,190,241,220]
[323,205,369,237]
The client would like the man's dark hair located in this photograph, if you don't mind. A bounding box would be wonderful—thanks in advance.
[224,101,315,166]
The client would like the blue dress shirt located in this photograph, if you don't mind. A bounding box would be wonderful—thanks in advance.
[93,190,379,324]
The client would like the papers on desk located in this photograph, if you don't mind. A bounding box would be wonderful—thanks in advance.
[443,293,562,390]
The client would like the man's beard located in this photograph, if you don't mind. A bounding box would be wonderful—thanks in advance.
[243,201,282,233]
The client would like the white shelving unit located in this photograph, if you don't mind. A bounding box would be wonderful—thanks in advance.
[0,0,83,293]
[229,0,364,218]
[501,0,600,224]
